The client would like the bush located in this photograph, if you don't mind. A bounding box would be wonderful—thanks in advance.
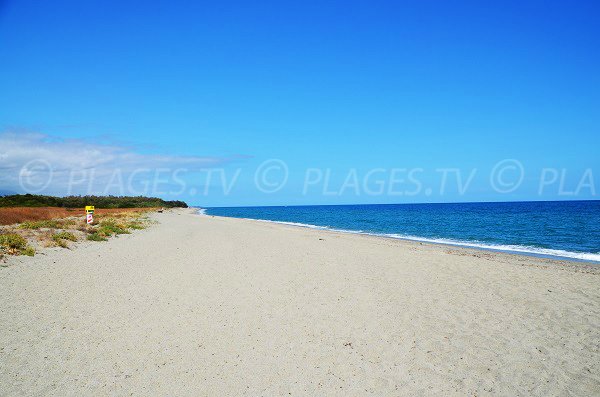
[126,221,146,230]
[87,233,107,241]
[52,231,77,248]
[0,194,187,208]
[20,219,61,229]
[0,233,35,256]
[53,231,77,241]
[0,233,27,250]
[22,246,35,256]
[99,219,130,235]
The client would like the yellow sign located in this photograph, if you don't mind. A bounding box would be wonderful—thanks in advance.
[85,206,95,213]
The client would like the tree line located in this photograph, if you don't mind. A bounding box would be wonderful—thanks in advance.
[0,194,188,209]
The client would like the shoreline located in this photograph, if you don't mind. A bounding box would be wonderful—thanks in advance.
[197,211,600,275]
[2,209,599,395]
[197,209,600,266]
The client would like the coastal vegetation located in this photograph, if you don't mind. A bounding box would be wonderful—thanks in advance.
[52,231,77,248]
[0,194,179,260]
[0,233,35,257]
[0,207,155,226]
[0,194,187,209]
[20,219,70,229]
[1,208,156,260]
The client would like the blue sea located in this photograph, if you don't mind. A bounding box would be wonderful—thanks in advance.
[201,201,600,263]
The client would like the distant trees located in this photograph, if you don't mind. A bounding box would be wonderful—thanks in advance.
[0,194,188,208]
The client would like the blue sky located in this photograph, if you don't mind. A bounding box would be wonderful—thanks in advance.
[1,0,599,206]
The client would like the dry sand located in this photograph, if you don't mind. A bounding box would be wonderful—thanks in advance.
[1,209,599,396]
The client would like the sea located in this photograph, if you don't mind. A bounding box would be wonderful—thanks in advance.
[200,201,600,263]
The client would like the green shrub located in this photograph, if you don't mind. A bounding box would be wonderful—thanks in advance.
[99,219,130,235]
[87,233,107,242]
[0,234,35,256]
[19,220,61,229]
[53,231,77,241]
[52,231,77,248]
[0,233,27,250]
[126,221,146,230]
[0,194,187,208]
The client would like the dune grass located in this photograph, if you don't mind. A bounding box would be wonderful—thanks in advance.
[0,233,35,256]
[0,209,155,258]
[86,233,108,242]
[20,219,63,229]
[52,231,78,248]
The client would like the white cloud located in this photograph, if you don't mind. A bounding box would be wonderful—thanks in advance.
[0,131,241,196]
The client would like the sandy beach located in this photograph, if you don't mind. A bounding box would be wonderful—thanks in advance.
[1,209,598,396]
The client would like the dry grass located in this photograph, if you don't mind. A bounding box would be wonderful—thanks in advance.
[0,207,156,226]
[0,208,155,259]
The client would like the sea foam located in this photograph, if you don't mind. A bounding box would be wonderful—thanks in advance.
[203,215,600,263]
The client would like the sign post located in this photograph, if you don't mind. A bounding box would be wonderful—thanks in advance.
[85,206,95,224]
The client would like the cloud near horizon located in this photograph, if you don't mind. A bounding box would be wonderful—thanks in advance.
[0,131,244,197]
